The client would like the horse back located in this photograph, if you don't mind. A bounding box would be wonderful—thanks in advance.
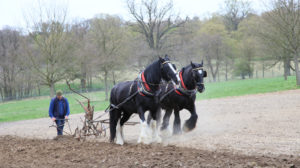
[110,81,136,105]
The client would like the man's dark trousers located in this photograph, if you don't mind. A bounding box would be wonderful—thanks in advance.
[55,119,65,135]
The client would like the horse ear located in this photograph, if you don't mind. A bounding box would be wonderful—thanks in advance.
[190,61,196,68]
[165,54,169,59]
[159,56,163,62]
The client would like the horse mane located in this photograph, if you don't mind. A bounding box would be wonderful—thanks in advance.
[143,59,161,90]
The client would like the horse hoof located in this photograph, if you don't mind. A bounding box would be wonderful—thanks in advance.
[182,124,190,132]
[153,136,162,143]
[182,122,195,132]
[160,127,172,137]
[138,136,151,144]
[116,140,124,145]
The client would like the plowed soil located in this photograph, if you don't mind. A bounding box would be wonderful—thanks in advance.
[1,89,300,167]
[0,136,299,168]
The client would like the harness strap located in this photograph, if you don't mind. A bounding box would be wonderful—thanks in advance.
[175,89,183,96]
[141,72,151,91]
[192,67,203,70]
[162,61,171,65]
[179,71,188,90]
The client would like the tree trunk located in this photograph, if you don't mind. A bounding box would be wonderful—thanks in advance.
[256,70,258,78]
[104,70,109,101]
[112,71,116,85]
[38,84,41,96]
[294,54,300,86]
[212,73,217,82]
[49,82,55,97]
[262,63,265,78]
[225,63,228,81]
[80,62,87,90]
[241,73,245,79]
[283,57,291,80]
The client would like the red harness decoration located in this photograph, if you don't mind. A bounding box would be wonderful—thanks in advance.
[179,71,187,90]
[141,72,151,91]
[175,89,183,96]
[139,91,146,96]
[174,71,187,96]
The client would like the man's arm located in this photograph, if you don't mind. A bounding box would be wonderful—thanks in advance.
[65,98,70,117]
[49,99,54,118]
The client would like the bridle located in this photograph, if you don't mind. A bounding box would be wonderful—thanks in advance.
[174,66,205,97]
[191,67,205,85]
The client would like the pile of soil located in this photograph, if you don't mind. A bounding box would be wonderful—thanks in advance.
[0,136,298,168]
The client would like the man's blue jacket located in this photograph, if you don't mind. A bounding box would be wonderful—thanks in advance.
[49,97,70,118]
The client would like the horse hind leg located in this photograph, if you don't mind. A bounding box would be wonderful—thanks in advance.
[116,118,124,145]
[119,112,132,142]
[109,108,123,145]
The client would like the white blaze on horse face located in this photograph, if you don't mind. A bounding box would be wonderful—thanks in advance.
[198,69,203,75]
[167,63,180,83]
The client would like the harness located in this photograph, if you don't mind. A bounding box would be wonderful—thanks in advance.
[137,72,156,97]
[174,70,197,97]
[137,60,171,97]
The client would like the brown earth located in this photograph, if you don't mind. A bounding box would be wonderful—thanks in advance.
[0,135,299,168]
[1,89,300,167]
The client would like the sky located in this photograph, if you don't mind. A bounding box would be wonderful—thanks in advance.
[0,0,264,29]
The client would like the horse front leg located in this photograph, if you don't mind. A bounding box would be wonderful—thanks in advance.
[160,109,172,137]
[183,104,198,132]
[173,107,182,135]
[137,107,151,144]
[149,108,162,143]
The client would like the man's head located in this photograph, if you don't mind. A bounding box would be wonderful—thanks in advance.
[56,90,63,100]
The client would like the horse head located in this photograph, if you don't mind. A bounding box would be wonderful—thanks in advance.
[190,61,207,93]
[159,54,180,85]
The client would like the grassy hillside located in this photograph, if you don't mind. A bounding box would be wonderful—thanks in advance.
[198,76,299,100]
[0,76,299,122]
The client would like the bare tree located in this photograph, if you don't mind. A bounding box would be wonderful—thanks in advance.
[222,0,252,31]
[70,20,90,90]
[263,0,300,85]
[24,2,75,97]
[0,28,21,100]
[89,15,127,100]
[198,16,228,82]
[127,0,186,60]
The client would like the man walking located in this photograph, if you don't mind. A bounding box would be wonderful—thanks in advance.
[49,90,70,136]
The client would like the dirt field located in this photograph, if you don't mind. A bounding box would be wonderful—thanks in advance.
[0,136,299,167]
[1,89,300,167]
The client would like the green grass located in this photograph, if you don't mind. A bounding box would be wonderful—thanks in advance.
[198,76,299,100]
[0,76,299,122]
[0,92,109,122]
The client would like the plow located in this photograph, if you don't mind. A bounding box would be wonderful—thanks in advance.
[49,82,139,141]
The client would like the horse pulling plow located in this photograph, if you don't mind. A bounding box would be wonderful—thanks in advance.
[49,82,139,141]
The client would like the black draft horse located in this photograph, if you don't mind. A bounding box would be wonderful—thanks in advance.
[148,61,207,135]
[109,55,179,145]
